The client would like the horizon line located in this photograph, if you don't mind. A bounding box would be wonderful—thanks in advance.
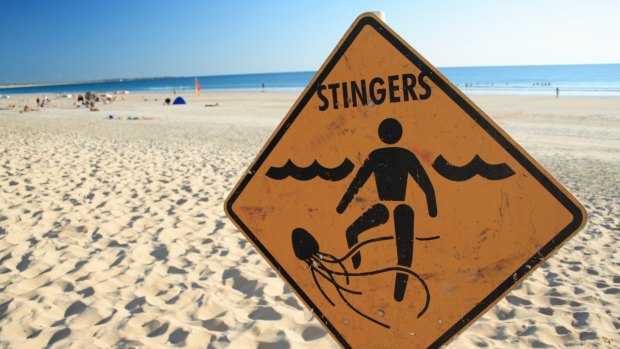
[1,62,619,89]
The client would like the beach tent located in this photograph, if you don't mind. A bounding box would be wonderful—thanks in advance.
[173,96,186,105]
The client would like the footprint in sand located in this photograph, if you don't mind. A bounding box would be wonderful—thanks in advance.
[202,318,229,332]
[167,266,187,275]
[146,321,169,337]
[505,295,532,307]
[257,338,290,349]
[64,300,87,317]
[47,328,71,347]
[125,296,145,314]
[249,307,282,321]
[538,307,554,316]
[77,287,95,298]
[0,299,12,320]
[302,325,327,341]
[95,310,116,326]
[16,252,32,272]
[579,331,598,341]
[518,325,537,337]
[572,312,589,328]
[168,328,189,345]
[109,253,126,268]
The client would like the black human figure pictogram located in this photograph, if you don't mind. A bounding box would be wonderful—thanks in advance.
[336,117,437,302]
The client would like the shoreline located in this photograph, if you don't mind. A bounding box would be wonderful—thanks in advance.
[3,91,620,110]
[2,88,620,98]
[2,63,619,97]
[4,90,620,100]
[2,62,618,88]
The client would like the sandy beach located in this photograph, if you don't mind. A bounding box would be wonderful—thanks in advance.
[0,92,618,348]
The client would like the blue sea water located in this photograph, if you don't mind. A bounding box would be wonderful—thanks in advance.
[442,64,620,96]
[1,64,619,96]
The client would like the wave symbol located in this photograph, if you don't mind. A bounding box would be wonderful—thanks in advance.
[266,159,354,181]
[432,155,515,181]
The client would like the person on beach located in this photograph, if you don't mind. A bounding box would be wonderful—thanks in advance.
[556,87,559,98]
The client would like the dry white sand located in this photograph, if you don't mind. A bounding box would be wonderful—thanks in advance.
[0,93,618,348]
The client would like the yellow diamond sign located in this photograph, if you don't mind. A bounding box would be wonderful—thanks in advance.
[225,13,586,348]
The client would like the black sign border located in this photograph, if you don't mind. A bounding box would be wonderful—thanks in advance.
[226,14,585,349]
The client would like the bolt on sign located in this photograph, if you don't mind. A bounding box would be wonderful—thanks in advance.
[225,12,586,349]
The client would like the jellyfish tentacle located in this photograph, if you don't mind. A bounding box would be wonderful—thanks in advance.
[416,235,440,241]
[310,266,334,306]
[293,228,433,328]
[312,259,387,327]
[328,266,430,318]
[313,263,362,295]
[316,253,350,284]
[317,254,335,262]
[335,236,394,263]
[324,270,391,329]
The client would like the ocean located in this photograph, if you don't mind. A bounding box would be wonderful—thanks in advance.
[1,64,619,97]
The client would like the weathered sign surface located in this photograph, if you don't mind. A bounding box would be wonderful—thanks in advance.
[225,13,586,348]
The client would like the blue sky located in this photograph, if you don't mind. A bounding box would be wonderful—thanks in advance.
[1,0,619,84]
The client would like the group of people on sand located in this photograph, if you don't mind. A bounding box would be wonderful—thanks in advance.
[21,97,49,113]
[2,91,224,113]
[77,92,98,111]
[16,95,55,112]
[35,96,50,108]
[17,96,49,113]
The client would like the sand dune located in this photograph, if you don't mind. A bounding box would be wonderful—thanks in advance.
[0,93,618,348]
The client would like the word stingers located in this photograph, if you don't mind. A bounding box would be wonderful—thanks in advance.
[316,72,432,111]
